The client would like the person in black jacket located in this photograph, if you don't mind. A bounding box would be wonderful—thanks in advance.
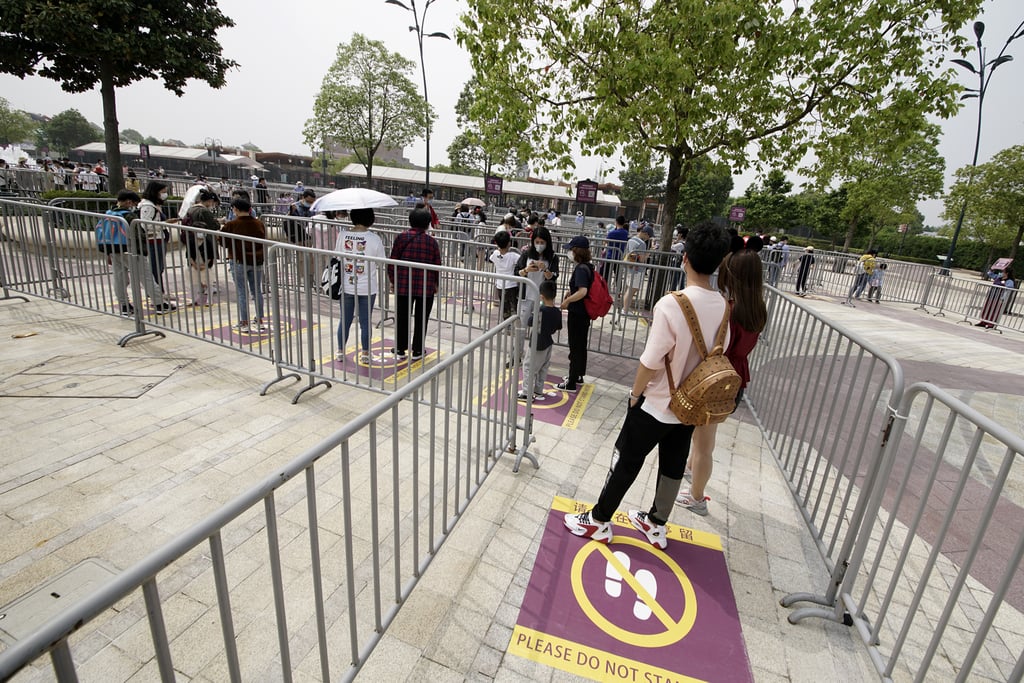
[557,235,594,392]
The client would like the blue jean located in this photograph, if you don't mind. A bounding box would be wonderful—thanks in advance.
[849,272,869,299]
[231,262,264,322]
[338,293,376,352]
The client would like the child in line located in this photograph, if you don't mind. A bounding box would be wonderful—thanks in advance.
[489,230,520,320]
[867,262,887,303]
[518,279,562,401]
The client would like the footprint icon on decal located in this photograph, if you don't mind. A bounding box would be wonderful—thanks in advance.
[605,551,630,598]
[603,551,658,621]
[633,569,657,621]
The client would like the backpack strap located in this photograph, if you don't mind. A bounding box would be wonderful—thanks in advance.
[664,292,731,393]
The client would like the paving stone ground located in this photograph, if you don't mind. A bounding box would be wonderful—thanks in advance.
[0,288,1021,682]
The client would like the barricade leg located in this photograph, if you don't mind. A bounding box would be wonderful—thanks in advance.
[260,252,304,397]
[118,237,165,346]
[41,212,70,299]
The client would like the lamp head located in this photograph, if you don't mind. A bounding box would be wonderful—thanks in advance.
[973,21,985,41]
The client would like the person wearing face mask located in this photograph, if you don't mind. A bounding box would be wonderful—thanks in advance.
[512,226,559,376]
[287,189,317,244]
[97,190,173,315]
[138,180,178,298]
[557,235,595,392]
[287,188,317,287]
[184,190,221,306]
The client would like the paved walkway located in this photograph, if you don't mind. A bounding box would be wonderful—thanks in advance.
[0,289,1021,681]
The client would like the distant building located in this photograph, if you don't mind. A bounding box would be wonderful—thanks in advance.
[74,142,264,178]
[335,163,621,218]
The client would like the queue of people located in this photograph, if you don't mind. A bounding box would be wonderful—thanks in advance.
[99,180,1021,543]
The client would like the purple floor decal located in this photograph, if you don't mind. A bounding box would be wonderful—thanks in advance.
[510,496,753,683]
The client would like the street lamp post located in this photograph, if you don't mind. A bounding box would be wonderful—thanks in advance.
[943,20,1022,273]
[385,0,450,189]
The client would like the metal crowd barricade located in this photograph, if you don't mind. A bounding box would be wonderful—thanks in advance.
[259,239,540,403]
[745,288,906,604]
[753,291,1024,680]
[0,318,528,682]
[0,199,139,312]
[923,275,1023,334]
[764,247,941,306]
[792,382,1024,682]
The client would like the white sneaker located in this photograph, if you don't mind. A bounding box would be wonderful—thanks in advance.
[628,510,667,550]
[676,489,710,516]
[563,509,612,544]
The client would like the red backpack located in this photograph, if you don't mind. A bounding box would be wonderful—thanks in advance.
[584,264,613,320]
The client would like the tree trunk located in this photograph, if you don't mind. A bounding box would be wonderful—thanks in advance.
[1010,223,1023,264]
[99,62,123,194]
[660,151,686,252]
[842,217,857,251]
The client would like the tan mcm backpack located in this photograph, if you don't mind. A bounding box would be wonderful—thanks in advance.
[665,292,741,426]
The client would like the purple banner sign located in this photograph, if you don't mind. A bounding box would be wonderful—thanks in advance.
[485,175,504,195]
[576,180,599,204]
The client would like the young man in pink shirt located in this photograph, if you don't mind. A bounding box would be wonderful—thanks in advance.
[564,221,731,549]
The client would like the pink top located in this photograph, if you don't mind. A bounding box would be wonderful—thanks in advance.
[638,286,729,424]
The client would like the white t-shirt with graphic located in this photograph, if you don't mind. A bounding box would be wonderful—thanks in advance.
[334,229,385,296]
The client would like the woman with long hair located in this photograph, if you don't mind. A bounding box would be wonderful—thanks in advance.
[677,247,767,516]
[138,180,176,296]
[512,225,559,372]
[184,189,220,306]
[335,208,386,364]
[557,236,594,392]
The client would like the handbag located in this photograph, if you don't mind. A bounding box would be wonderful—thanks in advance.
[320,257,343,300]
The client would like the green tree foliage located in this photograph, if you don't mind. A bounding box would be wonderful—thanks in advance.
[675,158,733,227]
[810,96,945,249]
[303,34,431,182]
[446,131,486,176]
[619,154,666,203]
[944,144,1024,264]
[0,97,34,147]
[36,109,100,155]
[741,169,802,234]
[445,85,525,177]
[457,0,981,252]
[0,0,236,191]
[119,128,144,145]
[792,188,848,246]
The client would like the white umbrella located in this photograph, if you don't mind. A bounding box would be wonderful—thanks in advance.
[178,183,209,218]
[311,188,398,213]
[460,197,486,207]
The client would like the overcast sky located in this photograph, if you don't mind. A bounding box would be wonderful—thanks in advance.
[2,0,1021,226]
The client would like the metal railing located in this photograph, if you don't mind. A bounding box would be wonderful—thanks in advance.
[747,287,905,582]
[750,289,1023,682]
[4,197,1023,681]
[0,201,543,404]
[0,317,524,682]
[835,382,1024,682]
[914,271,1023,333]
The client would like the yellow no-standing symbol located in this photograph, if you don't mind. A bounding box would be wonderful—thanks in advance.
[570,536,698,648]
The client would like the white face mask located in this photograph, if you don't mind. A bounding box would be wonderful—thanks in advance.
[534,242,546,252]
[568,251,578,264]
[159,192,168,201]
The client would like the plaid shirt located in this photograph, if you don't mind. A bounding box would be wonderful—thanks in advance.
[388,228,441,296]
